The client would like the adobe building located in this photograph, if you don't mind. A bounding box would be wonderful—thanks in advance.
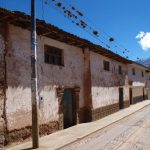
[127,63,150,104]
[0,8,150,146]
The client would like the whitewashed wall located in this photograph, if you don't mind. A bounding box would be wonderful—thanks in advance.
[124,86,129,101]
[90,51,128,109]
[127,64,147,87]
[5,25,84,131]
[132,86,143,97]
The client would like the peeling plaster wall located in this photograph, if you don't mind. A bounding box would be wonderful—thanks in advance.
[146,79,150,88]
[5,24,84,131]
[124,86,129,101]
[90,51,128,109]
[128,64,147,87]
[127,64,149,102]
[146,73,150,88]
[92,87,119,108]
[0,24,5,145]
[132,86,143,98]
[144,87,148,97]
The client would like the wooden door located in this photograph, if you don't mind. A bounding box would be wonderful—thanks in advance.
[119,87,124,109]
[63,89,74,128]
[129,88,133,104]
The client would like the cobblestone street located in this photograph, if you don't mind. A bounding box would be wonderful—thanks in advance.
[60,105,150,150]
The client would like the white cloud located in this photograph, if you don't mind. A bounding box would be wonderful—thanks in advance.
[136,31,150,51]
[136,31,145,39]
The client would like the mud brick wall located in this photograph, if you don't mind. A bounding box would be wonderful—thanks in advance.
[124,100,130,108]
[78,106,92,123]
[148,89,150,100]
[132,87,144,104]
[5,121,59,144]
[78,107,86,123]
[4,24,84,144]
[0,24,6,147]
[92,103,119,121]
[144,88,148,100]
[90,51,128,110]
[127,64,148,87]
[91,100,129,121]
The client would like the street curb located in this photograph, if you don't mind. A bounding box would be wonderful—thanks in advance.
[56,101,150,149]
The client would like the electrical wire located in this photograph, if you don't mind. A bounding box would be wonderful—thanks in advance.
[43,0,141,60]
[61,0,130,56]
[64,0,143,60]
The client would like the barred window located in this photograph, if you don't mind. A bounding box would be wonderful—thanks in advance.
[44,45,63,66]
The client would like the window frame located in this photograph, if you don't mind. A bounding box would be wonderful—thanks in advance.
[118,65,122,75]
[132,68,135,75]
[141,71,144,77]
[103,60,110,71]
[44,45,64,66]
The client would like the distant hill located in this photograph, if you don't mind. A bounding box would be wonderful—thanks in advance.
[137,58,150,67]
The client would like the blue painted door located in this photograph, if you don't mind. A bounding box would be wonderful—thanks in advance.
[63,89,74,128]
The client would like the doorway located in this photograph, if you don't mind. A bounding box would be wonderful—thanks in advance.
[143,88,145,100]
[63,88,75,128]
[119,87,124,109]
[129,88,133,104]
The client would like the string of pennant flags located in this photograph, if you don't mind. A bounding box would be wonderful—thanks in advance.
[43,0,142,61]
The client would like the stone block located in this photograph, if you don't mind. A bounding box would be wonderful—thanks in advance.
[92,102,120,121]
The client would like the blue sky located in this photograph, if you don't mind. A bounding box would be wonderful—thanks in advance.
[0,0,150,61]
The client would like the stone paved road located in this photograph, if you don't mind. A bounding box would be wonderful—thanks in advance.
[59,105,150,150]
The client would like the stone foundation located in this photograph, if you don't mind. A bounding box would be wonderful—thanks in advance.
[5,121,59,145]
[124,100,130,108]
[133,96,144,104]
[144,95,148,100]
[92,103,119,121]
[78,107,90,123]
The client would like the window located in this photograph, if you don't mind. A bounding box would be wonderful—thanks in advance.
[103,60,110,71]
[132,68,135,75]
[142,71,144,77]
[118,65,122,75]
[44,45,63,66]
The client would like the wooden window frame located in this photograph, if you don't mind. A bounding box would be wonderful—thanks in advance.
[103,60,110,71]
[118,65,122,75]
[132,68,135,75]
[44,45,64,66]
[142,71,144,77]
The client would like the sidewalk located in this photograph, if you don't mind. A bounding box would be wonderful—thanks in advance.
[5,100,150,150]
